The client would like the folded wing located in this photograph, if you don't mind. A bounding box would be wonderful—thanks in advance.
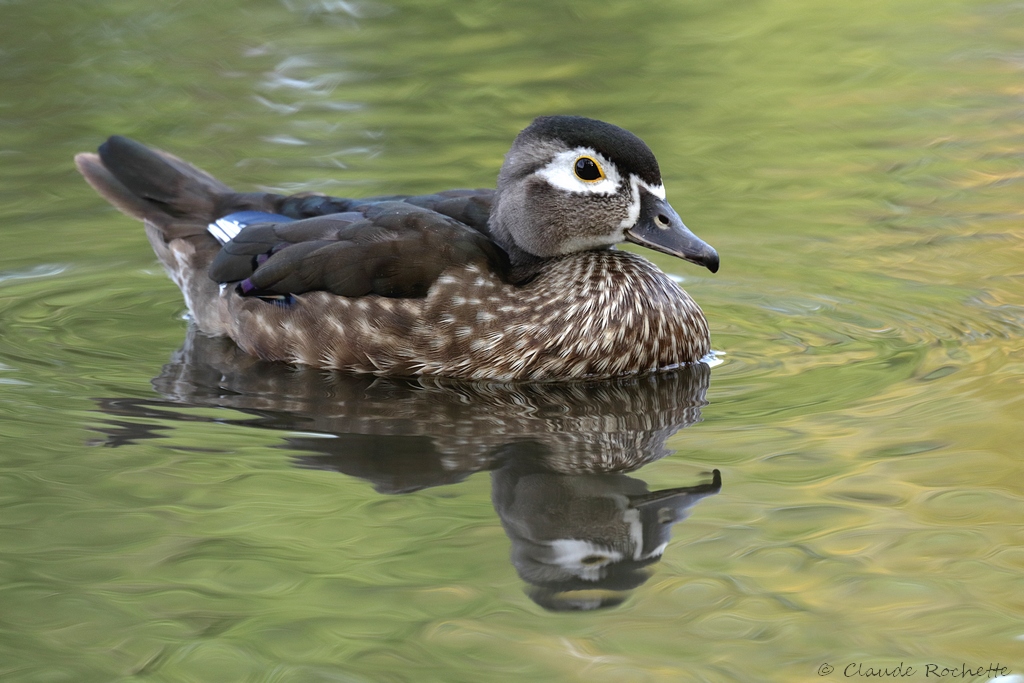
[209,200,509,298]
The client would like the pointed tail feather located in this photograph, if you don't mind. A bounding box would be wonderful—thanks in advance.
[75,136,252,335]
[75,135,239,241]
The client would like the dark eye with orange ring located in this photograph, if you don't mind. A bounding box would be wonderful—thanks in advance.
[574,156,604,182]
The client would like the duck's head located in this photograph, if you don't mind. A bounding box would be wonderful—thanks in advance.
[489,115,719,273]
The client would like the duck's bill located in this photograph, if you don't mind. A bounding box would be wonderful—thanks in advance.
[625,193,719,273]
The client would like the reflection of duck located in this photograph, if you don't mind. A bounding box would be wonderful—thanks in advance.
[96,328,721,609]
[103,328,713,490]
[493,461,720,611]
[76,116,718,380]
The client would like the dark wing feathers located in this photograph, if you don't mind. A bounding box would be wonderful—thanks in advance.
[402,191,495,238]
[273,189,495,233]
[209,198,508,299]
[79,136,504,299]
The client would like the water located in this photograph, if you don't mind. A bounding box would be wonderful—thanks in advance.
[2,0,1023,680]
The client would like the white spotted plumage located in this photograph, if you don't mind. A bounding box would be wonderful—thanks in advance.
[221,249,708,381]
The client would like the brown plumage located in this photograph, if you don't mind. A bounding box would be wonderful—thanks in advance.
[75,116,719,380]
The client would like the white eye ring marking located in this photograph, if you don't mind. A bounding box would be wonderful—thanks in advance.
[547,539,624,580]
[536,147,622,195]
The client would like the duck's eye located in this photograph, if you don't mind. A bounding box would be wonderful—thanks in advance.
[574,156,604,182]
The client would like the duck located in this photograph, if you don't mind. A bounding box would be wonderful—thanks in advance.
[75,115,719,381]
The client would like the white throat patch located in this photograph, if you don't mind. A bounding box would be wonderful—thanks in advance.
[618,175,666,229]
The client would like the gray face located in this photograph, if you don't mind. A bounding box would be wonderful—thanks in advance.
[491,134,664,260]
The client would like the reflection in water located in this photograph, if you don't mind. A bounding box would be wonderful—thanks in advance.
[96,328,721,610]
[495,462,720,611]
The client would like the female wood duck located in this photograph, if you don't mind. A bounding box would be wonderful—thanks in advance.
[75,116,719,381]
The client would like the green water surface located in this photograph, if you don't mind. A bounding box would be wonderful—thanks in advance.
[1,0,1023,681]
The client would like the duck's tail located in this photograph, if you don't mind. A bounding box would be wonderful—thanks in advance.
[74,136,265,334]
[74,135,244,238]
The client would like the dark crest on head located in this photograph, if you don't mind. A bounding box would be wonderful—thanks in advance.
[519,116,662,186]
